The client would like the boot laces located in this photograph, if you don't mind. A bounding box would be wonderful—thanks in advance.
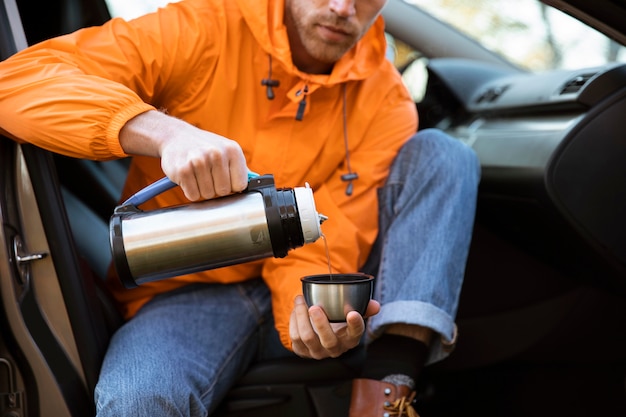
[383,391,420,417]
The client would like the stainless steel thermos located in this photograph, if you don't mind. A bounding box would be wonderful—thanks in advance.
[109,174,326,288]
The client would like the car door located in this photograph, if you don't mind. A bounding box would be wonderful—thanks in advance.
[0,0,114,415]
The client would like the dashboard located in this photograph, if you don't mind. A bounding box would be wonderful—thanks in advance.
[421,58,626,292]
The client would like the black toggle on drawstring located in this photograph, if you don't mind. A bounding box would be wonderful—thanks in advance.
[340,84,358,196]
[261,55,280,100]
[295,85,308,121]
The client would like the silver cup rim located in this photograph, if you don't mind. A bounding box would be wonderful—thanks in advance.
[301,273,374,284]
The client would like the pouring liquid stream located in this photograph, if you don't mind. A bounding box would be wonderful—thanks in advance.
[321,233,334,279]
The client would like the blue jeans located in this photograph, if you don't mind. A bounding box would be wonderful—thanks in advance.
[362,128,480,364]
[95,129,480,416]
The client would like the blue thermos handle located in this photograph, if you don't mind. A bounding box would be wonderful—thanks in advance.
[121,170,259,207]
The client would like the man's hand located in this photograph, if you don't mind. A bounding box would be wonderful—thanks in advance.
[158,128,248,201]
[120,110,249,201]
[289,295,381,359]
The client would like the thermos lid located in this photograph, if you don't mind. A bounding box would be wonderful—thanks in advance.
[294,183,323,243]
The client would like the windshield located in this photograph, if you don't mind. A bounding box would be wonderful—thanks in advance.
[405,0,626,71]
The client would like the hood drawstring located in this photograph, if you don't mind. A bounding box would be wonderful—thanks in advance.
[261,57,357,196]
[340,84,358,196]
[261,55,280,100]
[295,85,308,121]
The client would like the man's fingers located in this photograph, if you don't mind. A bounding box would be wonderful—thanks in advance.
[295,300,319,345]
[345,310,365,342]
[289,307,309,358]
[364,299,381,318]
[307,305,345,358]
[291,296,323,357]
[229,151,250,193]
[159,129,248,201]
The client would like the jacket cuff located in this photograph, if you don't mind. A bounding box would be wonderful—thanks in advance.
[106,101,156,157]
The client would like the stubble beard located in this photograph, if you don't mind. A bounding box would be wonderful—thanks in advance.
[301,23,358,64]
[293,10,363,65]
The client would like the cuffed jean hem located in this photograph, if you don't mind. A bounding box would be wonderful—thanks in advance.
[366,300,458,365]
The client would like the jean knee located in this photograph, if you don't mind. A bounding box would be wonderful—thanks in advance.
[95,378,207,417]
[394,128,480,184]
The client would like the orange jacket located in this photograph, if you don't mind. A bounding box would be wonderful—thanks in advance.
[0,0,418,349]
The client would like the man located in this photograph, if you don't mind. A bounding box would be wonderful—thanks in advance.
[0,0,479,415]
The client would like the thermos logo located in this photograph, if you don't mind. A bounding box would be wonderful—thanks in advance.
[250,227,265,245]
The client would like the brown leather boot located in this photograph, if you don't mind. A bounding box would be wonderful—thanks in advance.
[348,378,419,417]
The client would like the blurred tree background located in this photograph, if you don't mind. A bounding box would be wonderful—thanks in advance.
[402,0,625,71]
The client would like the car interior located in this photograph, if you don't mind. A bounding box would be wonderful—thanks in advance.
[0,0,625,416]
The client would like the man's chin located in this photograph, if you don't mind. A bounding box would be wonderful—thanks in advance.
[309,45,352,64]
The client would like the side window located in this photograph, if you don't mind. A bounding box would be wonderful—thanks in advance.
[386,34,428,103]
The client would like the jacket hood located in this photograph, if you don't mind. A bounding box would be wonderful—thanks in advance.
[235,0,388,87]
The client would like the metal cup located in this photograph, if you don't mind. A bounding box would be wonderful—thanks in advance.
[301,273,374,322]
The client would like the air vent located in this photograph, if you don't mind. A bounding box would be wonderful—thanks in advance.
[475,84,510,103]
[559,73,596,95]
